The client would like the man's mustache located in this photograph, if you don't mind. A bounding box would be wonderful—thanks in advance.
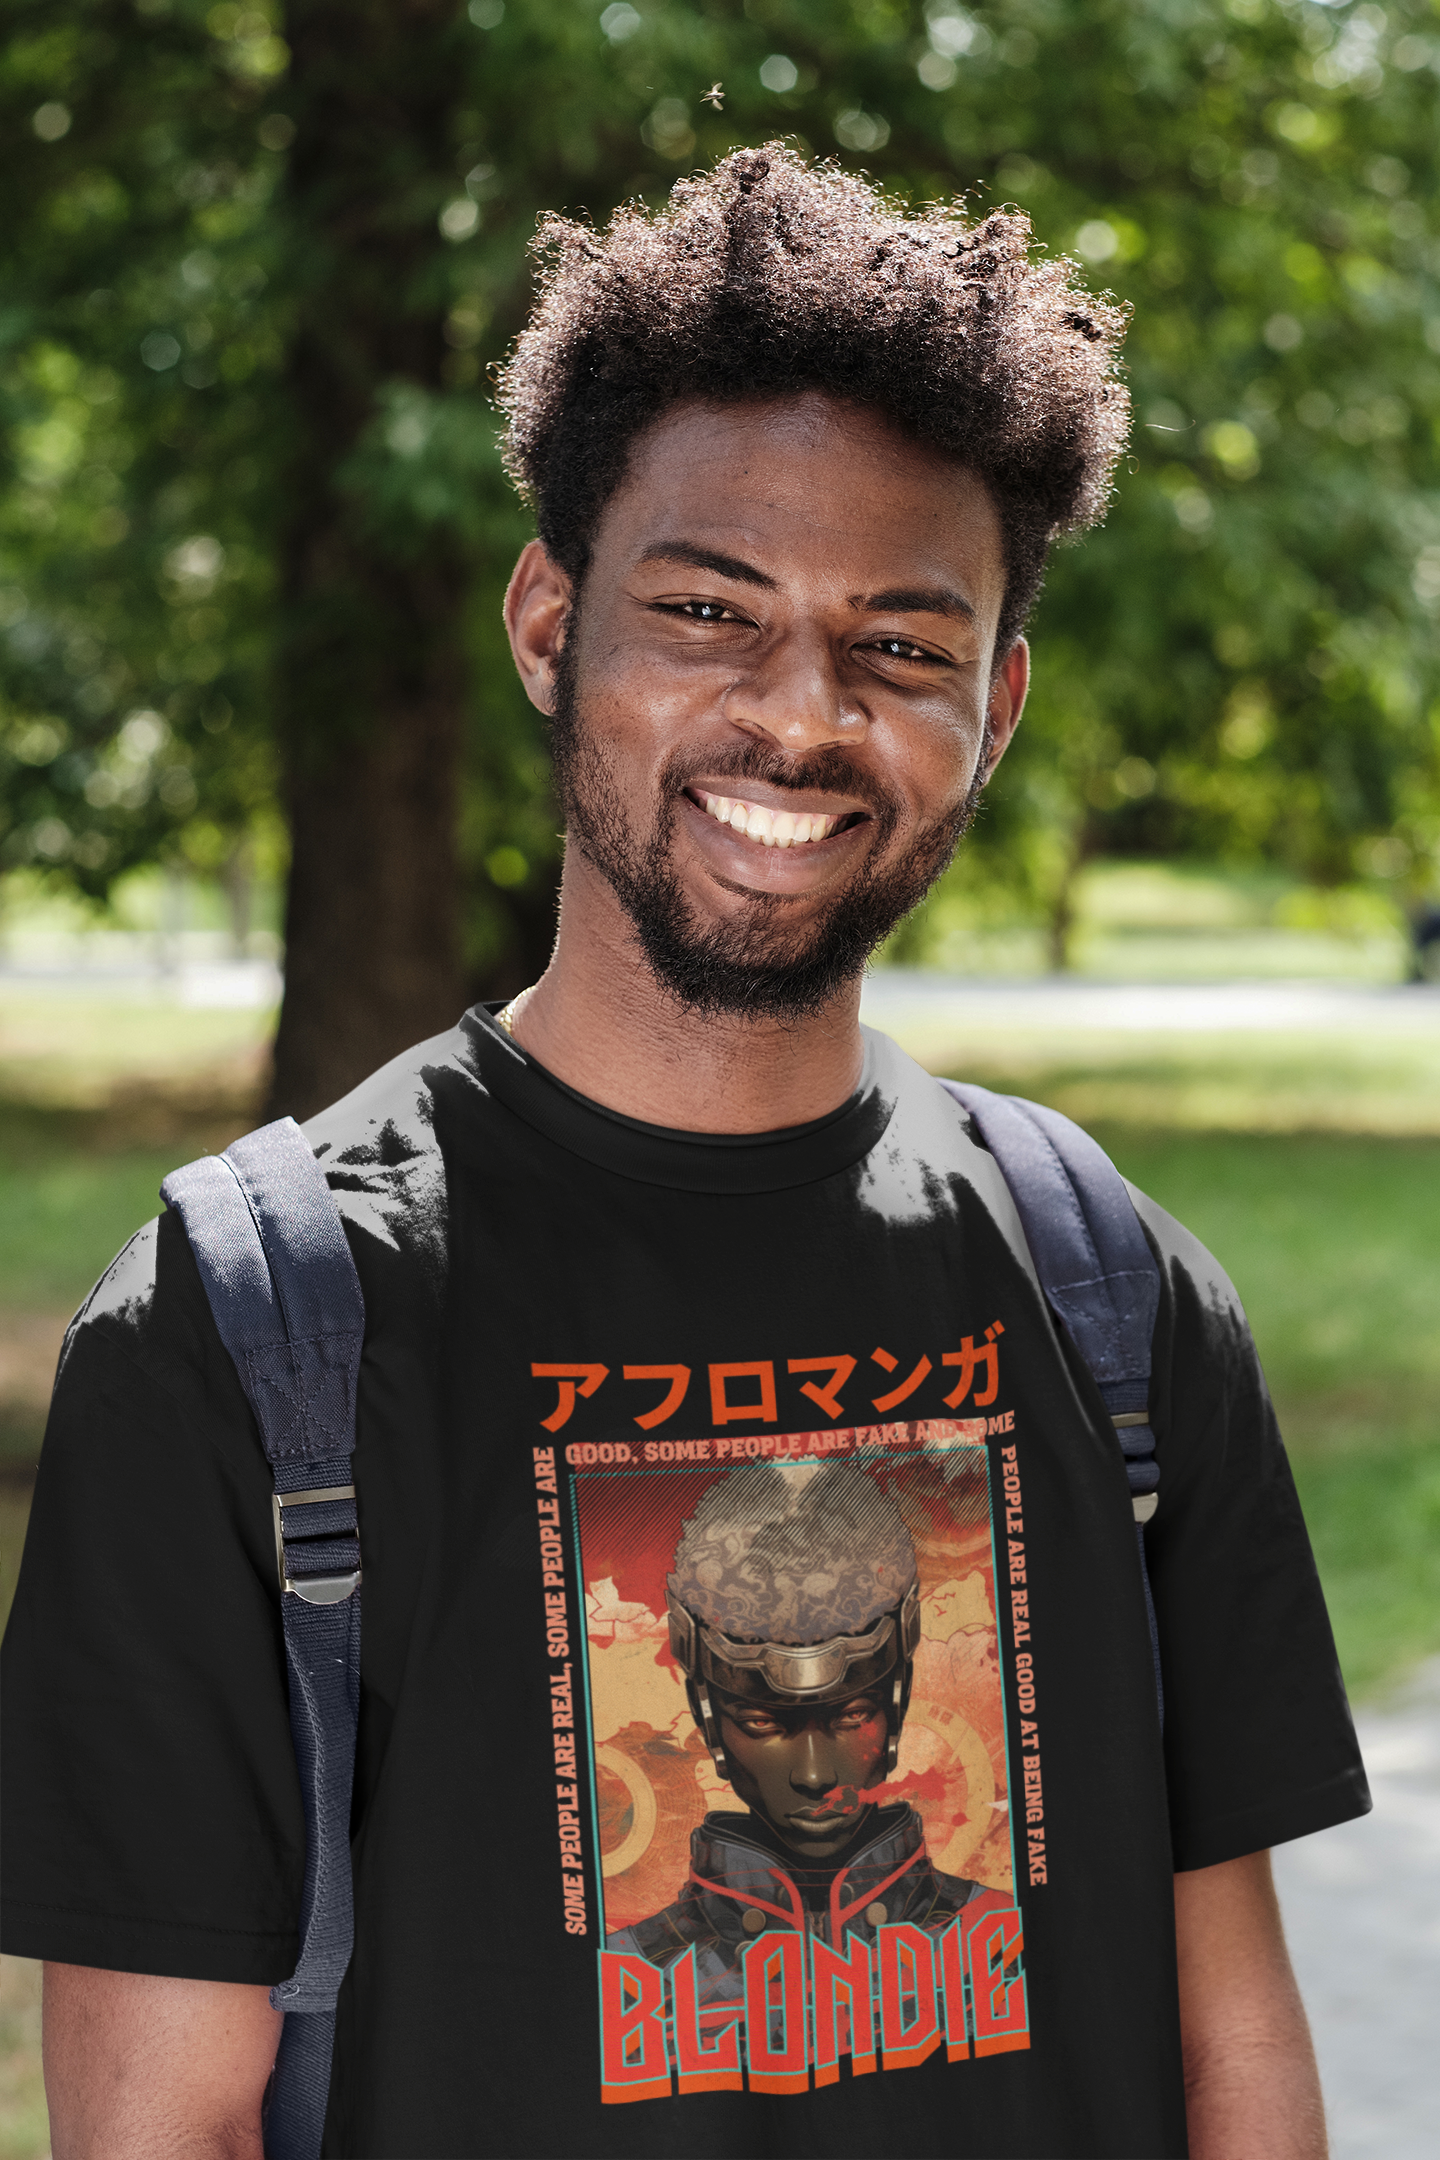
[660,740,901,827]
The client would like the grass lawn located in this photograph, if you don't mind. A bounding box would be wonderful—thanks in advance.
[1092,1129,1440,1702]
[0,1121,203,1310]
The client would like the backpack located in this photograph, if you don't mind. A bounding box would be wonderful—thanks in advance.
[161,1081,1163,2160]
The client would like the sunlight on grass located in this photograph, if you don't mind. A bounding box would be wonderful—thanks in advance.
[0,1958,45,2160]
[0,1137,207,1311]
[0,991,271,1111]
[897,1025,1440,1136]
[1091,1130,1440,1701]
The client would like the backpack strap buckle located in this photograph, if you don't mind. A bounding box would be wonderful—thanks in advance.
[272,1485,361,1604]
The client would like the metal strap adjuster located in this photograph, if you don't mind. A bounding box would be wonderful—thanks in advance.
[272,1484,361,1605]
[1112,1413,1159,1525]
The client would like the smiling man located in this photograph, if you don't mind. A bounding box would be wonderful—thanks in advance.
[4,148,1368,2160]
[503,399,1022,1090]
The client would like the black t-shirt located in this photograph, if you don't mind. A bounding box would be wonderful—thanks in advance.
[1,1008,1368,2159]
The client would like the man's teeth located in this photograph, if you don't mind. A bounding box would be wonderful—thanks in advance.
[695,791,843,848]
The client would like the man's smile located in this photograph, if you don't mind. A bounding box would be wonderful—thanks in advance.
[687,785,872,850]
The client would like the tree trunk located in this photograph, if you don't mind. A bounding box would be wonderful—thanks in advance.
[273,685,462,1116]
[265,0,469,1120]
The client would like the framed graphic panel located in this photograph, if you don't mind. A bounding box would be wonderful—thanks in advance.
[567,1421,1029,2102]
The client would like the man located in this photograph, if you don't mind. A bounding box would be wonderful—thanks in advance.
[4,147,1366,2159]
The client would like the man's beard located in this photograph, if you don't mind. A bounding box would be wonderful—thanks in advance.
[550,645,990,1024]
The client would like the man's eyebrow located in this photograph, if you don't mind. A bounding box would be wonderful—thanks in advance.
[854,584,977,621]
[635,540,779,590]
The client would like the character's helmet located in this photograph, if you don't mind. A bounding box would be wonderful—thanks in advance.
[665,1461,921,1778]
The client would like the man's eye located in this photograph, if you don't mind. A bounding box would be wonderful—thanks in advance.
[668,600,737,622]
[832,1701,879,1727]
[871,637,932,661]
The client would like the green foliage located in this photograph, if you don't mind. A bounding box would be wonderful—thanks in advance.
[3,0,1439,968]
[0,0,287,893]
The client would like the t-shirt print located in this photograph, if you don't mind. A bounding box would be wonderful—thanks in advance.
[532,1335,1033,2107]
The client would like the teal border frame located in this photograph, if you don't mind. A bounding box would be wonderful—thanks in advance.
[568,1432,1022,1943]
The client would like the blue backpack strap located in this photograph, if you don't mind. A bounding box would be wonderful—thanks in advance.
[162,1117,364,2160]
[940,1080,1164,1725]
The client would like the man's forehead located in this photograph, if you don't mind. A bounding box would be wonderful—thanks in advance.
[604,394,1005,602]
[633,389,944,467]
[723,1684,885,1713]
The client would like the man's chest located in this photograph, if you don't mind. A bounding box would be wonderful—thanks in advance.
[443,1164,1035,1448]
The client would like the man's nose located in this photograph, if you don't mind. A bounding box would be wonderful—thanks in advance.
[722,626,867,755]
[788,1727,841,1793]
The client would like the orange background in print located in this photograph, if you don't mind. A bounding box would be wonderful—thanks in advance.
[574,1422,1014,1939]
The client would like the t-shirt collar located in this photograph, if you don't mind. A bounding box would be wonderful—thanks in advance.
[463,1002,896,1194]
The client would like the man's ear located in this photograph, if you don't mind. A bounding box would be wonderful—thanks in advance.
[504,540,572,715]
[983,637,1029,780]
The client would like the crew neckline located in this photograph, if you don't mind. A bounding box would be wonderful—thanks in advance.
[461,1002,897,1195]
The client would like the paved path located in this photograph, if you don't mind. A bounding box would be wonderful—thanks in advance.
[8,962,1440,1031]
[1274,1658,1440,2160]
[860,971,1440,1036]
[0,957,280,1007]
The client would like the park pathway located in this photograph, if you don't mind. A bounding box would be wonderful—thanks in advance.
[859,971,1440,1036]
[1274,1657,1440,2160]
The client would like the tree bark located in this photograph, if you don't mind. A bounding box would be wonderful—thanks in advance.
[274,680,462,1116]
[266,0,468,1120]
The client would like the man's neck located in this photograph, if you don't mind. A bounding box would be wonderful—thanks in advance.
[507,854,866,1134]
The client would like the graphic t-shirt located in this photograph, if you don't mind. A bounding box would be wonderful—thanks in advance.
[1,1008,1369,2159]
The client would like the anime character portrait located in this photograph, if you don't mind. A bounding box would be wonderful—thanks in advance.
[604,1460,998,2003]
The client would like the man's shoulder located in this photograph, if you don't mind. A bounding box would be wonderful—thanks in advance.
[607,1897,710,1967]
[1123,1179,1246,1321]
[855,1029,1043,1283]
[302,1010,482,1161]
[876,1041,1249,1333]
[296,1008,504,1278]
[57,1011,496,1406]
[49,1205,253,1466]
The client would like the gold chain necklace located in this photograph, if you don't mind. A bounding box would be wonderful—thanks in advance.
[496,987,535,1038]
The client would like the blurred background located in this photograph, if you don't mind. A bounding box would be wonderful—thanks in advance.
[1,0,1437,2152]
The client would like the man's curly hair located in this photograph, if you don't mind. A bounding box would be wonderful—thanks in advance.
[496,142,1129,658]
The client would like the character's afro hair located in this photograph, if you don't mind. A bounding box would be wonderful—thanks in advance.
[668,1460,917,1645]
[496,142,1129,657]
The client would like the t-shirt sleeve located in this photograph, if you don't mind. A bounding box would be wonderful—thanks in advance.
[1130,1186,1372,1872]
[0,1211,304,1982]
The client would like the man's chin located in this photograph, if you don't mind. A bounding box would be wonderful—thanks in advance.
[620,870,903,1022]
[560,741,975,1021]
[766,1804,876,1857]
